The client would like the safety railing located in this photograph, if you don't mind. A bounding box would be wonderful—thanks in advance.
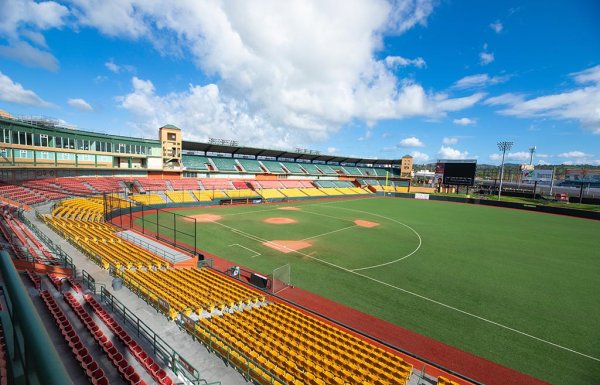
[18,210,76,274]
[100,286,221,385]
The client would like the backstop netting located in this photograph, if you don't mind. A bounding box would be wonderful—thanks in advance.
[272,264,291,294]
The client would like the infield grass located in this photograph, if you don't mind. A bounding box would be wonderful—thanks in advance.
[136,197,600,385]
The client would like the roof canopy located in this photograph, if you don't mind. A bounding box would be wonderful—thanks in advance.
[182,140,403,166]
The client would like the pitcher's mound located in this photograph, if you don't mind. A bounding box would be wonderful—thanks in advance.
[263,240,311,253]
[354,219,380,228]
[264,217,297,224]
[278,206,301,211]
[185,214,222,222]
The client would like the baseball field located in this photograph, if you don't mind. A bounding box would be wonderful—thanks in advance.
[135,196,600,385]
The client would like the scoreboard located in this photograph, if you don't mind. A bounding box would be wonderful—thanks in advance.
[435,160,477,186]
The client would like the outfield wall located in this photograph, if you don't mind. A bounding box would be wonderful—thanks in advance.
[394,193,600,220]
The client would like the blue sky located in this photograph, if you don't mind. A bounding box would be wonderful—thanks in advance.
[0,0,599,165]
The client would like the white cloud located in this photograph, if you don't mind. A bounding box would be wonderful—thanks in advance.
[386,0,436,34]
[0,41,58,71]
[453,73,509,89]
[358,130,373,141]
[327,147,338,154]
[0,71,52,107]
[119,76,308,148]
[442,137,458,145]
[385,55,426,68]
[438,145,469,159]
[489,151,530,162]
[490,20,503,33]
[410,150,430,163]
[571,65,600,84]
[558,151,592,158]
[105,58,136,74]
[68,98,93,111]
[479,52,494,65]
[453,117,476,126]
[0,0,69,37]
[487,65,600,134]
[105,60,119,73]
[398,136,424,147]
[72,1,485,147]
[0,0,68,70]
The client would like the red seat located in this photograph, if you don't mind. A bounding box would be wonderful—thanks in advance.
[155,369,167,381]
[128,372,142,385]
[92,375,108,385]
[161,377,173,385]
[86,361,99,377]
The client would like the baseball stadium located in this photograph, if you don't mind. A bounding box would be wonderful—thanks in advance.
[0,114,598,385]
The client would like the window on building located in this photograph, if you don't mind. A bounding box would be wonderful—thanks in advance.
[40,134,49,147]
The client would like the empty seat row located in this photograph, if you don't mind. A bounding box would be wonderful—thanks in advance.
[63,292,147,385]
[40,290,108,385]
[84,294,175,385]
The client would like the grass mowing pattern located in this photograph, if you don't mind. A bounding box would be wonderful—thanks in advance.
[136,197,600,385]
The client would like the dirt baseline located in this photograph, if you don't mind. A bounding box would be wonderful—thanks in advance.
[263,217,297,224]
[263,240,311,253]
[278,206,302,211]
[354,219,380,228]
[184,214,222,222]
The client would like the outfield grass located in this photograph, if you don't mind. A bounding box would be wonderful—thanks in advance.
[136,197,600,385]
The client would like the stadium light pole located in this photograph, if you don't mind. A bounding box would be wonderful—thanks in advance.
[497,141,513,201]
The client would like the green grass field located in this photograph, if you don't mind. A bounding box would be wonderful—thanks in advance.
[136,197,600,385]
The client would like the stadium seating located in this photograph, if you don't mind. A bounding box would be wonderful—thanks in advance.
[301,188,327,197]
[83,293,176,385]
[196,302,412,385]
[232,180,252,189]
[45,213,168,270]
[260,160,286,173]
[253,180,284,189]
[0,183,46,205]
[237,159,264,173]
[122,268,264,318]
[199,179,234,190]
[299,163,322,175]
[279,188,308,198]
[83,178,125,193]
[279,162,306,174]
[63,291,147,385]
[52,178,95,194]
[169,179,201,190]
[279,180,313,188]
[340,166,363,176]
[315,164,338,175]
[225,189,259,199]
[39,290,110,385]
[319,188,344,196]
[210,157,239,172]
[182,155,210,170]
[437,376,461,385]
[136,179,167,192]
[130,194,166,205]
[257,189,286,199]
[165,191,195,203]
[0,206,56,262]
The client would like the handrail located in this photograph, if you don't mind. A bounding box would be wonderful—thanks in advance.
[18,210,76,275]
[99,286,221,385]
[0,250,73,385]
[116,231,179,263]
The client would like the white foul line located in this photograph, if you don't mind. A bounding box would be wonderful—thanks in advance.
[228,243,261,258]
[202,200,600,362]
[301,225,358,241]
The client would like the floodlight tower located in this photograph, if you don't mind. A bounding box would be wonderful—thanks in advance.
[497,141,514,200]
[528,146,536,165]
